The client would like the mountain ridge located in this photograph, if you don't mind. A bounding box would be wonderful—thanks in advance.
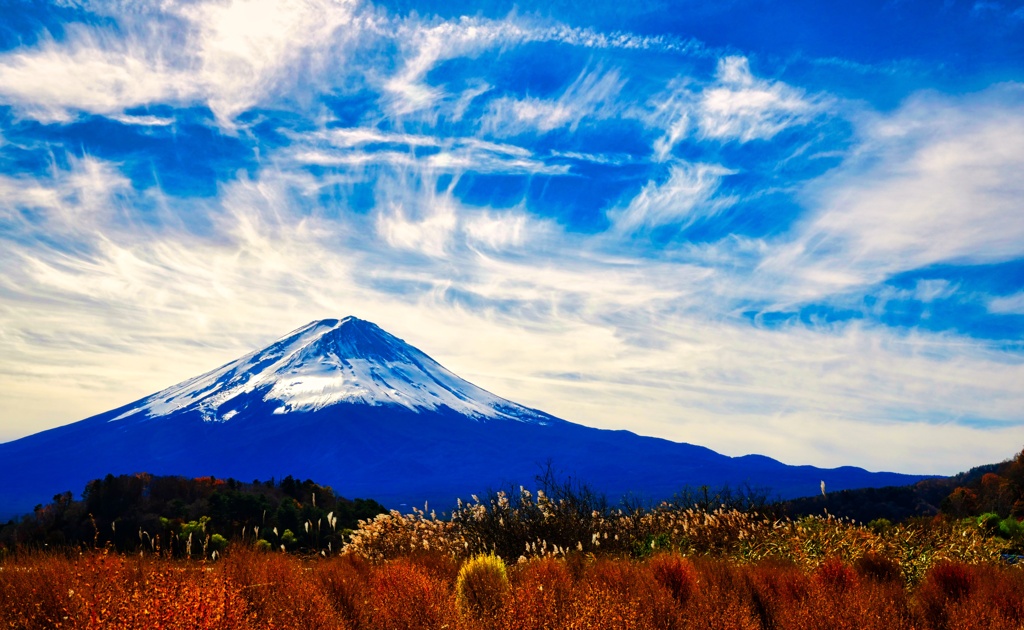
[0,316,933,520]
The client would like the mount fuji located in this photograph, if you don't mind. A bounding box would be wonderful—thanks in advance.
[0,317,929,519]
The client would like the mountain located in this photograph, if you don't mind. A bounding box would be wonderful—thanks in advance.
[0,317,931,520]
[107,318,557,426]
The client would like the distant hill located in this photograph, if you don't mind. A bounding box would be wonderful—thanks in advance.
[783,451,1023,523]
[0,316,931,520]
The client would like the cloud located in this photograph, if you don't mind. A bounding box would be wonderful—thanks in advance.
[482,69,625,136]
[0,0,362,124]
[284,127,569,175]
[0,154,132,235]
[609,161,737,232]
[0,27,190,123]
[169,0,361,122]
[463,211,532,250]
[371,169,549,256]
[989,292,1024,315]
[380,14,705,119]
[647,56,821,160]
[760,84,1024,300]
[0,1,707,128]
[376,201,458,257]
[700,56,819,141]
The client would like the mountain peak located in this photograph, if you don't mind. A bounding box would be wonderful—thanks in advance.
[110,317,555,425]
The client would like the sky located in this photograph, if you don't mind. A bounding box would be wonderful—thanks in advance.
[1,0,1023,476]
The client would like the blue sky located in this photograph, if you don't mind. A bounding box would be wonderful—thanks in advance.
[1,0,1023,475]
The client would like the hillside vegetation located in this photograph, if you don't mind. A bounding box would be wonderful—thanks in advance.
[0,473,386,555]
[2,451,1024,628]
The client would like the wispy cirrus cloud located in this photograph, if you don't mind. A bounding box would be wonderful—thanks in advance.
[381,14,706,119]
[760,84,1024,302]
[609,161,737,233]
[482,68,625,136]
[0,27,189,123]
[0,0,362,124]
[988,292,1024,315]
[283,127,570,175]
[647,56,823,160]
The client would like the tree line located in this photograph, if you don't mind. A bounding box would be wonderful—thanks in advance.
[0,473,387,555]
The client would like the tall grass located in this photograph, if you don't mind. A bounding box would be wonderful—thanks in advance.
[3,493,1022,629]
[2,548,1022,629]
[346,492,1006,581]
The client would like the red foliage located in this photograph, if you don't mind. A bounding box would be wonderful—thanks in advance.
[855,551,903,584]
[2,550,1023,629]
[504,557,574,630]
[363,557,453,630]
[646,553,696,607]
[813,557,859,591]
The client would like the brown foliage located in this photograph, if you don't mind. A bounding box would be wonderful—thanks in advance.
[503,556,573,630]
[362,557,454,630]
[1,547,1023,629]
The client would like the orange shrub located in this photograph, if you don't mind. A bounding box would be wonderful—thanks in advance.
[362,557,454,630]
[316,554,372,628]
[854,551,903,584]
[567,557,681,630]
[503,556,574,630]
[911,561,1024,630]
[646,553,696,607]
[0,551,81,629]
[219,547,339,630]
[2,545,1023,630]
[679,559,760,630]
[813,557,859,591]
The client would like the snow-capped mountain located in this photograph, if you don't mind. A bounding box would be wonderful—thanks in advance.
[0,317,931,519]
[112,317,554,425]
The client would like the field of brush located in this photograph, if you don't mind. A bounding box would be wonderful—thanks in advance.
[3,490,1023,629]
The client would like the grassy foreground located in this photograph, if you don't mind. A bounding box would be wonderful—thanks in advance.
[2,547,1023,629]
[3,501,1024,630]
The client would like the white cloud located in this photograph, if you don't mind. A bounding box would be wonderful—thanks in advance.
[700,56,818,141]
[760,84,1024,299]
[376,201,458,257]
[0,0,361,124]
[379,16,603,118]
[482,69,625,136]
[0,3,706,126]
[610,161,737,232]
[109,113,176,126]
[647,56,820,159]
[284,127,569,175]
[463,212,526,250]
[380,15,702,119]
[0,155,131,234]
[0,27,190,122]
[371,170,550,256]
[989,292,1024,315]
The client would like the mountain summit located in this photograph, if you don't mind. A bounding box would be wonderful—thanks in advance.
[113,317,555,425]
[0,317,930,519]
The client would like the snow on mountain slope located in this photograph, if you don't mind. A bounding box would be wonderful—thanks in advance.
[111,317,554,424]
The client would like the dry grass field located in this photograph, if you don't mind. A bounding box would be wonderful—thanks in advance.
[3,499,1023,630]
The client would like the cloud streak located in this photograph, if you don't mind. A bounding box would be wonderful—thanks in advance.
[761,85,1024,301]
[647,56,823,161]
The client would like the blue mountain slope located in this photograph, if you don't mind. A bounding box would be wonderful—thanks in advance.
[0,317,929,519]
